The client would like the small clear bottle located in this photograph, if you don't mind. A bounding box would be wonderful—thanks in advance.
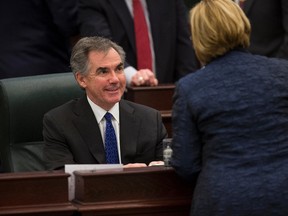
[163,138,173,167]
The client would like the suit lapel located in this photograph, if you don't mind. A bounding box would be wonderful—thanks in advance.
[119,100,140,164]
[72,96,106,163]
[109,0,136,52]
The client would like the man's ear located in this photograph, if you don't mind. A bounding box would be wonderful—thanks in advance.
[75,72,87,89]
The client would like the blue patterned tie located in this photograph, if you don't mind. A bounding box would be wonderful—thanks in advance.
[104,112,120,164]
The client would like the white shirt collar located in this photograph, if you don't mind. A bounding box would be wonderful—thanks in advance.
[87,96,120,124]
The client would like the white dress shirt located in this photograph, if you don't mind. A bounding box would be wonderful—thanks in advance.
[87,96,122,163]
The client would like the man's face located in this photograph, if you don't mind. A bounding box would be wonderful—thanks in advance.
[76,48,126,110]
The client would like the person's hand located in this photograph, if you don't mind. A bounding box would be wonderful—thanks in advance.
[148,161,164,166]
[130,69,158,86]
[123,163,147,168]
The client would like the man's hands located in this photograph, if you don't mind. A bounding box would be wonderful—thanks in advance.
[130,69,158,86]
[123,161,164,168]
[123,163,147,168]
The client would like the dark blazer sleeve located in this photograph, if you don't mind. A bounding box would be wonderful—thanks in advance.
[171,82,201,181]
[119,100,168,165]
[174,0,200,78]
[45,0,79,37]
[147,0,199,82]
[245,0,288,60]
[78,0,112,37]
[43,110,76,170]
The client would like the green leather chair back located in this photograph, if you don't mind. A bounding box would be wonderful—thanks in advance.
[0,73,84,172]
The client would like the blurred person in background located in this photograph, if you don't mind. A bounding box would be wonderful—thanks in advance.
[235,0,288,60]
[78,0,200,86]
[0,0,79,79]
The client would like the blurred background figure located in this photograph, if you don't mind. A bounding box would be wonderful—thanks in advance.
[78,0,200,86]
[235,0,288,60]
[184,0,201,8]
[171,0,288,215]
[0,0,79,79]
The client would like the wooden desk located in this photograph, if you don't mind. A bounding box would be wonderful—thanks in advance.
[125,84,175,137]
[0,171,76,215]
[73,166,194,216]
[125,84,175,110]
[0,167,194,215]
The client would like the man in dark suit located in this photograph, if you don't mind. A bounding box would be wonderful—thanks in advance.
[78,0,199,86]
[43,36,167,170]
[0,0,79,79]
[240,0,288,60]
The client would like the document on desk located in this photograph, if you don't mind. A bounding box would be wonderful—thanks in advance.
[65,164,123,201]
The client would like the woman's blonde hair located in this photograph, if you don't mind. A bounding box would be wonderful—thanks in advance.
[190,0,251,65]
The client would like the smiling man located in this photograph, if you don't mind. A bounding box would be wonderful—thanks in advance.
[43,36,167,170]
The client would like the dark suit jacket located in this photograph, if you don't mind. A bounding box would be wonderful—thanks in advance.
[171,50,288,215]
[43,96,167,170]
[78,0,199,83]
[0,0,78,79]
[243,0,288,59]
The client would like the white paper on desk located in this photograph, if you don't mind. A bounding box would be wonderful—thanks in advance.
[65,164,123,201]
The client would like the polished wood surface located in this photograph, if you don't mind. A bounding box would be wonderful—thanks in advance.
[124,84,175,111]
[0,171,76,215]
[0,167,193,216]
[125,84,175,137]
[73,166,194,215]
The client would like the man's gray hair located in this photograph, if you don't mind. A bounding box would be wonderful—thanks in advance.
[70,36,126,75]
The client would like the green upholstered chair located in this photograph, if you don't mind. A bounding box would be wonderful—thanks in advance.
[0,73,84,172]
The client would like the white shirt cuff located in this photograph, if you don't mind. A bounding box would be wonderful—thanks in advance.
[124,66,137,86]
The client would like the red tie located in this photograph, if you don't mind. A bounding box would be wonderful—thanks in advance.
[133,0,153,71]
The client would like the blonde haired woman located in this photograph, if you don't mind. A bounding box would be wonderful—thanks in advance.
[171,0,288,215]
